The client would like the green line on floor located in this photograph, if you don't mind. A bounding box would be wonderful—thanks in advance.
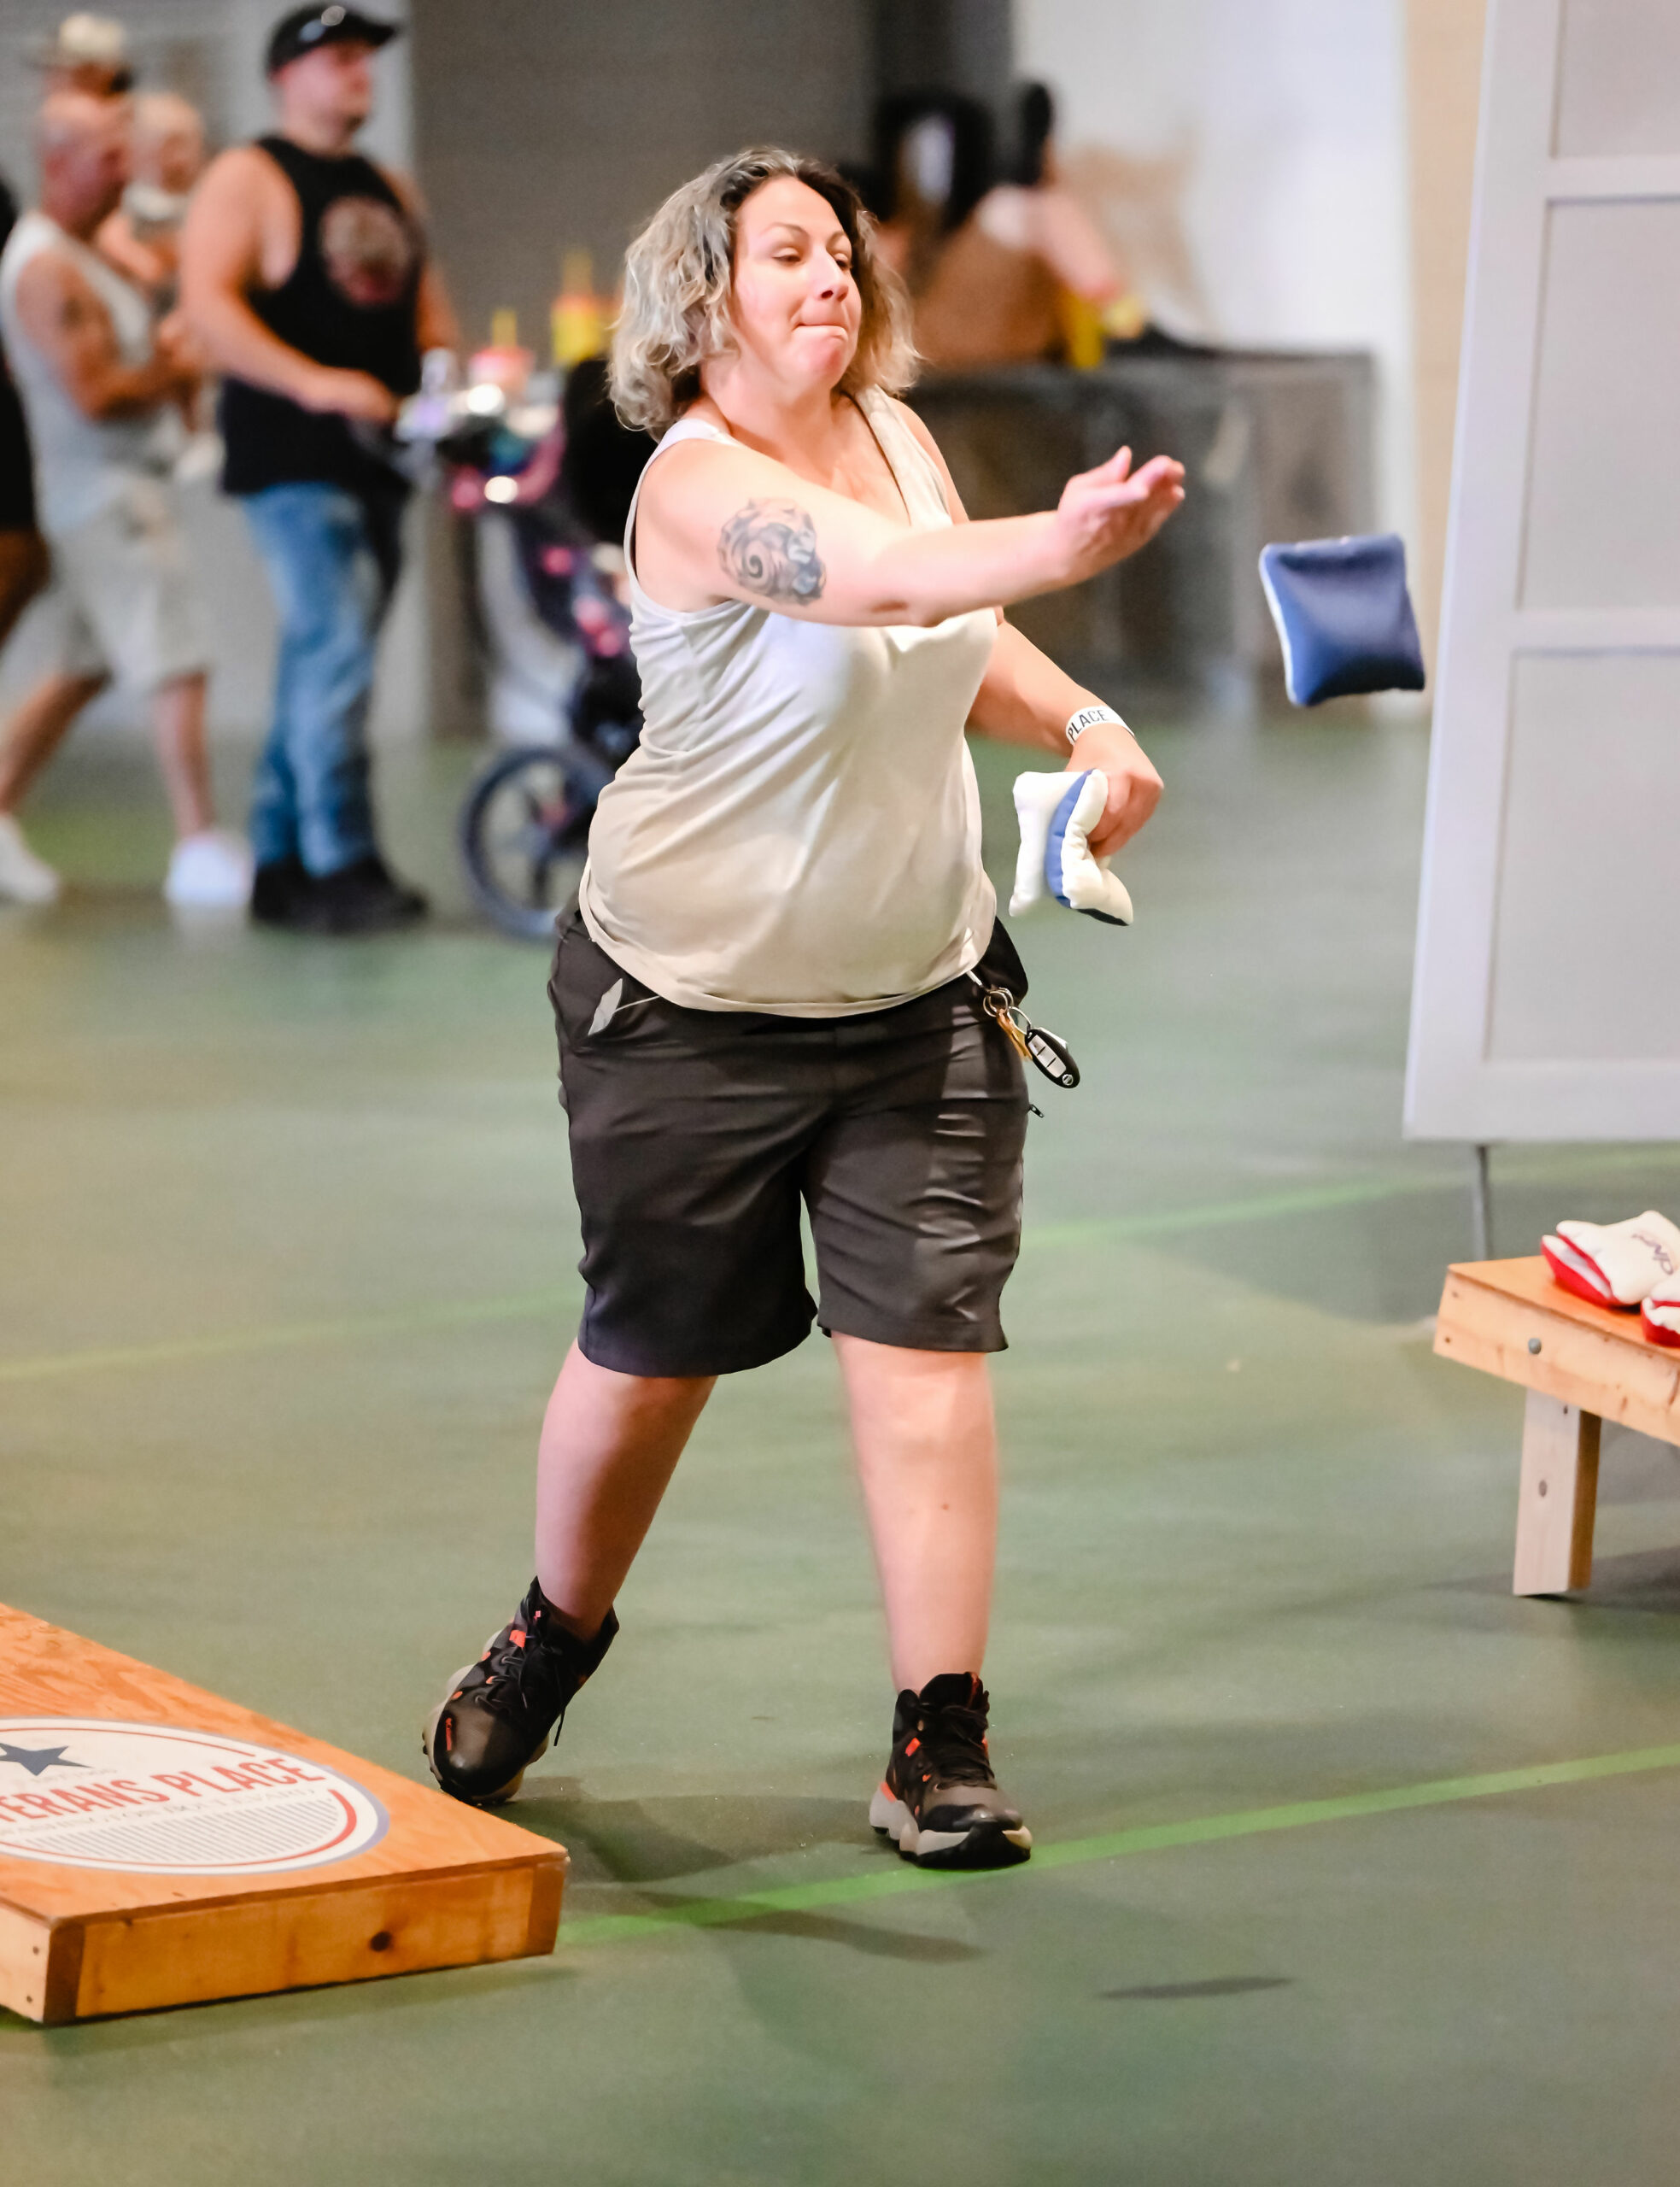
[3,1142,1677,1385]
[0,1287,581,1383]
[1026,1144,1680,1254]
[559,1740,1680,1947]
[1021,1174,1430,1249]
[0,1175,1443,1383]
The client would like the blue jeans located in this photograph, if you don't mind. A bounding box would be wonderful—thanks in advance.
[242,481,406,874]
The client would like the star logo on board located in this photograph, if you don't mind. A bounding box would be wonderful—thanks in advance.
[0,1741,86,1777]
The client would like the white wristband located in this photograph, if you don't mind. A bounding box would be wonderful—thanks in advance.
[1066,703,1123,747]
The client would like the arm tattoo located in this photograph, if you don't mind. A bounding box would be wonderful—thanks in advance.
[717,500,826,605]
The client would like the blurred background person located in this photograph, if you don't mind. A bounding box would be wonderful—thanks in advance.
[0,171,50,663]
[97,92,206,308]
[867,93,994,299]
[28,12,136,101]
[7,15,137,661]
[181,5,459,937]
[0,91,249,909]
[914,83,1147,371]
[1,14,135,675]
[97,92,221,484]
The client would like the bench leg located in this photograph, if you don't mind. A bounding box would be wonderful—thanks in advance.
[1513,1392,1601,1596]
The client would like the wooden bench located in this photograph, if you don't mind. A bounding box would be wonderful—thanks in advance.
[1435,1258,1680,1596]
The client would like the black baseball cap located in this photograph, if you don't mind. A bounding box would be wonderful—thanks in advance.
[266,5,401,75]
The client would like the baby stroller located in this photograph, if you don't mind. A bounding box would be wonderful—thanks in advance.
[405,356,651,939]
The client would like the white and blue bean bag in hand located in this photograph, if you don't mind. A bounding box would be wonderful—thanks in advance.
[1010,770,1133,926]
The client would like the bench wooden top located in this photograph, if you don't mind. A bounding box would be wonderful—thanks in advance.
[1435,1257,1680,1446]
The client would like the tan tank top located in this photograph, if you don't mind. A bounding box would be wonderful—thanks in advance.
[578,390,998,1016]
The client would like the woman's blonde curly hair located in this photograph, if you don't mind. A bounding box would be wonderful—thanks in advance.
[610,147,916,437]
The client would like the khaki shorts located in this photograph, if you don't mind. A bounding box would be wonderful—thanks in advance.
[44,475,210,692]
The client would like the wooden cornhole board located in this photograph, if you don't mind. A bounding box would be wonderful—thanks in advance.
[0,1603,565,2023]
[1435,1258,1680,1597]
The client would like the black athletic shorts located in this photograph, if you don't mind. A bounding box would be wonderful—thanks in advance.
[548,902,1030,1376]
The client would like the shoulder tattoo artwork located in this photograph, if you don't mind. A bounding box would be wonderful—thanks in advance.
[717,500,826,605]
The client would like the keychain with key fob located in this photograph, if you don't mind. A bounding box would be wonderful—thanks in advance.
[969,974,1080,1090]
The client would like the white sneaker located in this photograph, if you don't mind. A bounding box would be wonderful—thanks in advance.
[0,812,61,904]
[164,830,255,909]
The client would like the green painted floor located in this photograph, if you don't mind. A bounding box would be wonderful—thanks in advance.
[5,714,1680,2186]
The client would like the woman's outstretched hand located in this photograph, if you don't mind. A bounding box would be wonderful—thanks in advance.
[1051,448,1185,585]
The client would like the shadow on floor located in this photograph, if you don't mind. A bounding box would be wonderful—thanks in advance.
[1445,1548,1680,1616]
[1100,1975,1291,2002]
[1570,1549,1680,1616]
[1598,1425,1680,1506]
[688,1905,981,1962]
[513,1788,868,1884]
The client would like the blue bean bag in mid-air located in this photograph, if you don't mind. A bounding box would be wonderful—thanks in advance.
[1259,533,1426,706]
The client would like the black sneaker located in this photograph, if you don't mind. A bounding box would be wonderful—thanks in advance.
[869,1672,1032,1868]
[249,853,311,927]
[424,1580,618,1807]
[306,853,430,936]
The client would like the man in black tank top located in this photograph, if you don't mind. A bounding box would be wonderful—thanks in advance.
[181,6,458,933]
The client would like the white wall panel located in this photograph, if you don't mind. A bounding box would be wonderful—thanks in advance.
[1555,0,1680,156]
[1520,202,1680,607]
[1405,0,1680,1140]
[1488,652,1680,1060]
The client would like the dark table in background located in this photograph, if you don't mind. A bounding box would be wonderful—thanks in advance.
[909,350,1377,703]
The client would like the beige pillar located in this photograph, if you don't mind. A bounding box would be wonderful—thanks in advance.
[1406,0,1489,671]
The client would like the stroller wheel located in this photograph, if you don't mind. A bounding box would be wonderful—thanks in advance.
[459,744,597,941]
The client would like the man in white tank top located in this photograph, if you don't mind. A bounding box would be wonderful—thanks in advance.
[0,92,249,907]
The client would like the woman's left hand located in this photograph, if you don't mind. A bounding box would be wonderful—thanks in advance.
[1066,721,1162,858]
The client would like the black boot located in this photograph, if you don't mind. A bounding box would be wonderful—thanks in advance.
[869,1673,1032,1868]
[424,1580,618,1807]
[304,854,429,936]
[249,853,311,927]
